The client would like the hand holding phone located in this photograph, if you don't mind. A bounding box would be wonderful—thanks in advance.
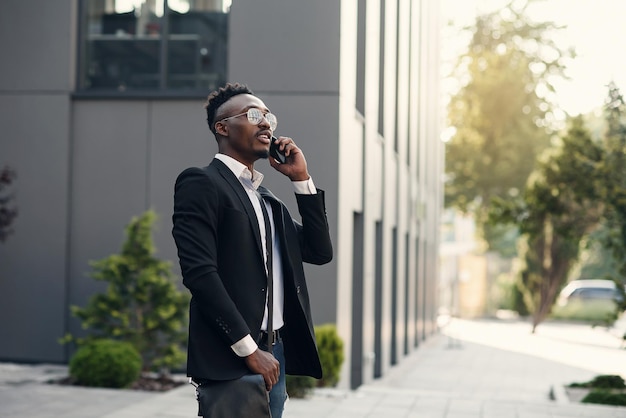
[270,136,287,164]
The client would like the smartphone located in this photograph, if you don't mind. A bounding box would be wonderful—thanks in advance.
[270,136,287,164]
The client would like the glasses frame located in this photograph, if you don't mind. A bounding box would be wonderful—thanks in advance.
[215,108,277,131]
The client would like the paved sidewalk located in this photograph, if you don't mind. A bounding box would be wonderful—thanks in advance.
[1,318,625,417]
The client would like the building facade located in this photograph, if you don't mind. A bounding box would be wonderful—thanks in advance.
[0,0,442,389]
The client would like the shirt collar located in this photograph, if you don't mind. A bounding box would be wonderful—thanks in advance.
[215,153,264,190]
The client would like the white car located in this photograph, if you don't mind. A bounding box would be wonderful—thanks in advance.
[557,279,623,307]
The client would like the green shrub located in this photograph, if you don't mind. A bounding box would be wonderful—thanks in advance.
[286,375,316,398]
[588,375,626,389]
[315,324,344,388]
[582,389,626,406]
[62,210,189,372]
[69,339,142,388]
[286,323,345,398]
[568,374,626,389]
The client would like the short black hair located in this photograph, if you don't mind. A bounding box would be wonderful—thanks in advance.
[204,82,254,134]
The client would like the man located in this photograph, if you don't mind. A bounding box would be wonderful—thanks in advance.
[172,82,333,417]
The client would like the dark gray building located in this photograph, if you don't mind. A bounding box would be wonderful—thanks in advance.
[0,0,442,389]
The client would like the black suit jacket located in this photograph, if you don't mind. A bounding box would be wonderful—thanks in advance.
[172,158,333,380]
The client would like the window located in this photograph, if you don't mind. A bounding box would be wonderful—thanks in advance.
[78,0,230,94]
[573,288,616,300]
[377,0,385,135]
[355,0,366,115]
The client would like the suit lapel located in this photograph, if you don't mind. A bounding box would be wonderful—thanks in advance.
[210,159,264,260]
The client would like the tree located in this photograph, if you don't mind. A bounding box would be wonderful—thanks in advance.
[491,116,604,331]
[445,0,573,252]
[574,226,621,285]
[600,83,626,272]
[64,210,189,372]
[597,82,626,313]
[0,166,18,242]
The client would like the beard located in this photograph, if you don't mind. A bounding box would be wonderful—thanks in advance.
[256,148,270,159]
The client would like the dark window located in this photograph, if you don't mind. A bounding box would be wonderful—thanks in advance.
[373,220,383,378]
[78,0,229,94]
[572,288,616,300]
[350,212,364,389]
[393,0,400,152]
[403,232,409,355]
[377,0,385,135]
[414,235,420,347]
[406,0,413,165]
[355,0,366,115]
[390,226,398,365]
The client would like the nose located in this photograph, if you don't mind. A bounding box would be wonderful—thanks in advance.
[258,114,271,129]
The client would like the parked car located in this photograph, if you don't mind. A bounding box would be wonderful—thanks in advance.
[557,279,624,307]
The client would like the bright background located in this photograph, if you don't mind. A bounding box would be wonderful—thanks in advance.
[441,0,626,117]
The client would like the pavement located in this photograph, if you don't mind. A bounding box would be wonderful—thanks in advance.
[1,317,626,417]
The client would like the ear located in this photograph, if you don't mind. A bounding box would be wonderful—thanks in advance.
[214,121,229,137]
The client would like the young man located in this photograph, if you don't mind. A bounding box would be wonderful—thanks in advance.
[172,83,333,417]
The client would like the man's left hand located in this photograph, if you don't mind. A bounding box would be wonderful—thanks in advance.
[268,136,310,182]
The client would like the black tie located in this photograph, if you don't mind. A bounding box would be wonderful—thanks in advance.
[255,190,274,354]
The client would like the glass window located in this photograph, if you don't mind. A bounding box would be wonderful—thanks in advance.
[78,0,230,93]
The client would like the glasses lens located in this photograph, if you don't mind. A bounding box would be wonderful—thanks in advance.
[246,108,278,131]
[266,113,277,131]
[246,108,263,124]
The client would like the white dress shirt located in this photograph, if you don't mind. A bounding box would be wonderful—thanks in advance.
[214,153,316,357]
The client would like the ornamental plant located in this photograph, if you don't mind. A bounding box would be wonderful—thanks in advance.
[69,339,141,388]
[62,210,189,372]
[568,374,626,407]
[286,323,345,397]
[315,323,345,388]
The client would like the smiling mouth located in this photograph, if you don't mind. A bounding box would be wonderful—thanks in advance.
[257,133,271,144]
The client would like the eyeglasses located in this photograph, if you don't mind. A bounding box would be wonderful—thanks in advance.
[216,108,278,131]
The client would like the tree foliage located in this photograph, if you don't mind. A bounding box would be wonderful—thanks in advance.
[600,83,626,277]
[491,83,626,330]
[597,82,626,313]
[63,210,189,372]
[574,226,621,286]
[490,116,604,331]
[445,0,573,251]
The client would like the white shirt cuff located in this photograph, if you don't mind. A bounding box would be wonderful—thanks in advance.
[292,177,316,195]
[231,334,258,357]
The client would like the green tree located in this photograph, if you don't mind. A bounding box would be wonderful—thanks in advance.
[491,116,604,331]
[574,226,621,284]
[445,0,573,252]
[597,82,626,313]
[64,210,189,372]
[600,84,626,268]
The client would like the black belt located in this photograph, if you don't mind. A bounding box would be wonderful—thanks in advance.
[258,328,282,346]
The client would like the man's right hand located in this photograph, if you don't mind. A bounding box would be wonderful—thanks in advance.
[245,348,280,391]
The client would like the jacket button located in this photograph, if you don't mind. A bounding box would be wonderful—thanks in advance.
[261,288,265,292]
[296,286,301,294]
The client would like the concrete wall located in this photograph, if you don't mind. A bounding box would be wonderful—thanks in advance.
[229,0,342,325]
[334,0,442,388]
[229,0,341,94]
[66,100,212,337]
[0,0,442,393]
[0,0,75,362]
[0,0,344,363]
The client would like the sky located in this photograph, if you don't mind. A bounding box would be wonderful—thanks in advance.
[440,0,626,117]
